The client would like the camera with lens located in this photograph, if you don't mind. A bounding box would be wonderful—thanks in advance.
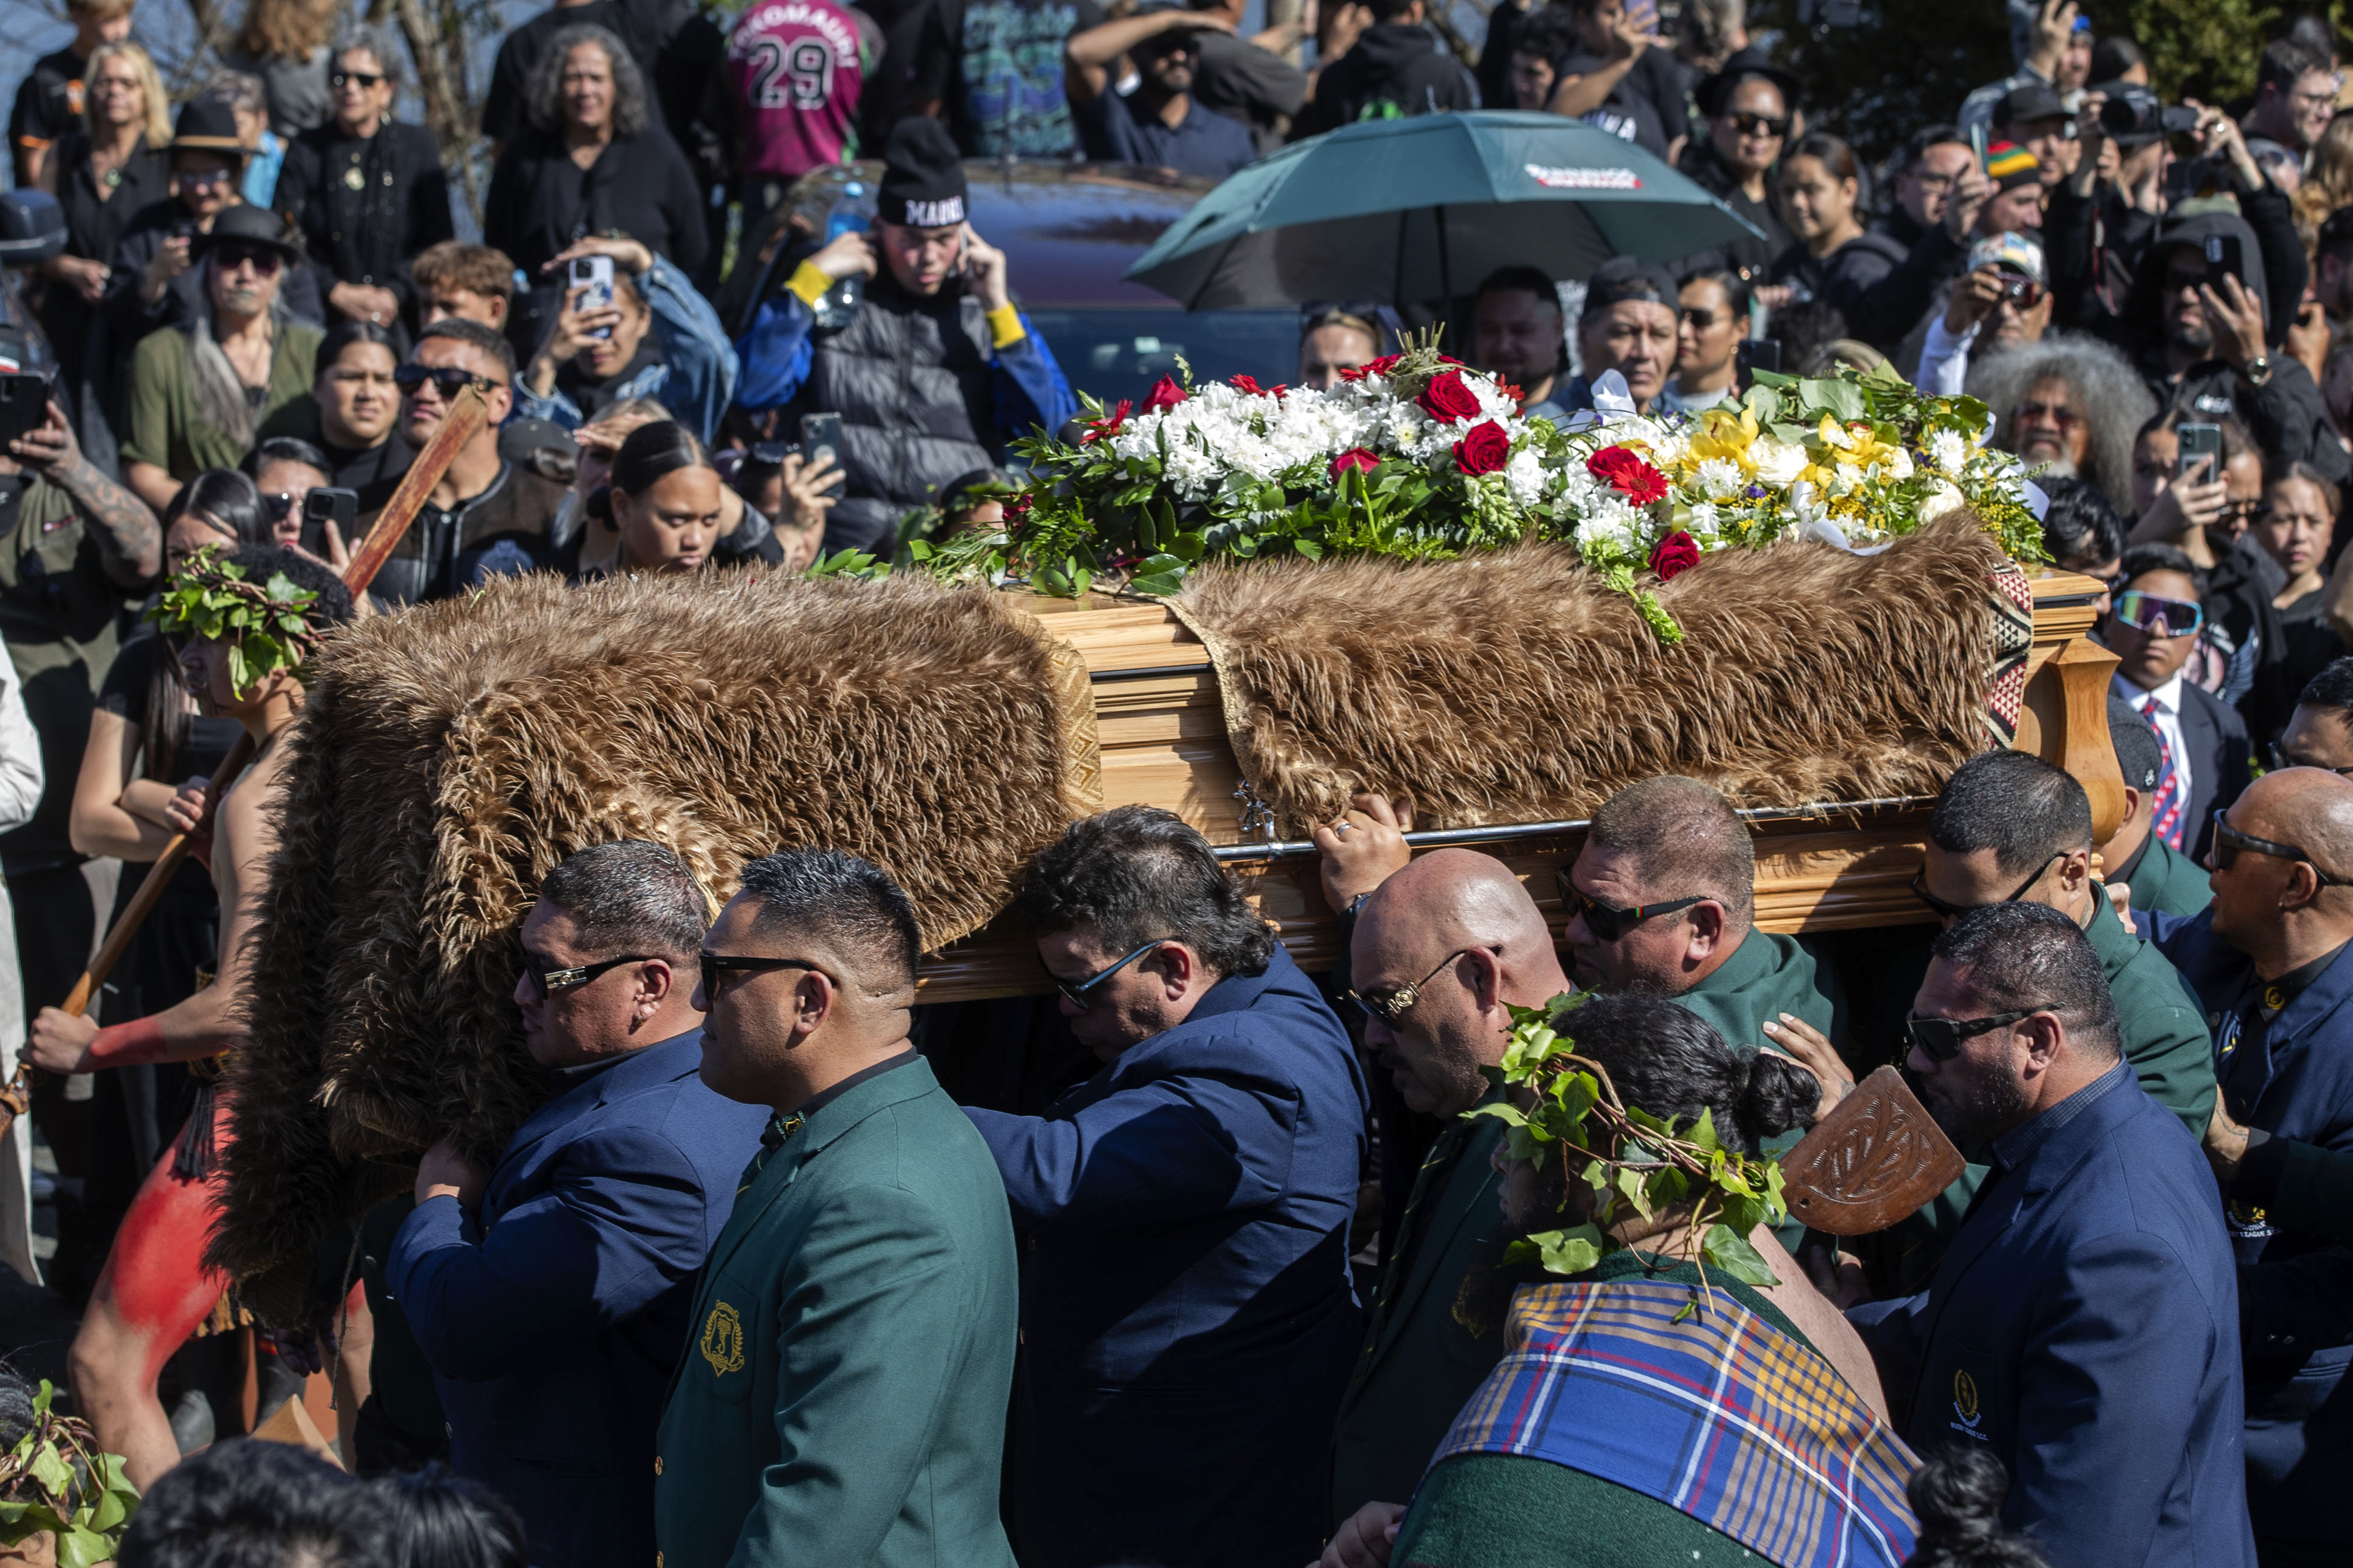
[2098,85,2201,142]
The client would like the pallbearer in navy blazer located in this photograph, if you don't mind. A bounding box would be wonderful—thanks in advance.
[1841,902,2254,1568]
[387,844,769,1568]
[965,807,1370,1568]
[2150,768,2353,1557]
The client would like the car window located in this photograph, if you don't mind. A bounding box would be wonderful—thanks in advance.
[1025,308,1297,408]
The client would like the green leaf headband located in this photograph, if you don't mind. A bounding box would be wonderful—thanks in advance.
[145,545,326,699]
[1472,994,1790,1302]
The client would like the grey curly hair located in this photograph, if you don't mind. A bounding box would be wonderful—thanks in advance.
[1965,332,2156,516]
[525,24,648,139]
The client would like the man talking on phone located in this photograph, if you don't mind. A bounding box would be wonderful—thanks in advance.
[734,117,1078,556]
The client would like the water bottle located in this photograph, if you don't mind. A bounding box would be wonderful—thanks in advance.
[813,182,873,330]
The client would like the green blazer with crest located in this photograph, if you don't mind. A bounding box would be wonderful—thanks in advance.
[653,1057,1020,1568]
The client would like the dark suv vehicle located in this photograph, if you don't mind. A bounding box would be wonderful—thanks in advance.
[722,160,1296,408]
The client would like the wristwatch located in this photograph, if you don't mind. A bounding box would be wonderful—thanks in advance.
[2244,354,2274,388]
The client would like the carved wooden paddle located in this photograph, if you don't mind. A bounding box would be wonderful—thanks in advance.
[1779,1066,1968,1235]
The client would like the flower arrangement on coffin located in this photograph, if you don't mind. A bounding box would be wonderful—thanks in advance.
[1562,363,2048,639]
[915,336,2044,642]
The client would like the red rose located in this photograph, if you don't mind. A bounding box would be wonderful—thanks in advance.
[1081,399,1133,444]
[1418,368,1483,422]
[1586,445,1669,505]
[1454,421,1510,476]
[1144,376,1187,413]
[1231,374,1266,396]
[1648,530,1701,580]
[1330,447,1380,478]
[1003,491,1034,523]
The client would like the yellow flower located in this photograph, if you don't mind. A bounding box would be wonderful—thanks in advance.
[1687,406,1760,474]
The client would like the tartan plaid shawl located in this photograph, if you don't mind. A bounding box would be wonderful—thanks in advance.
[1430,1278,1919,1568]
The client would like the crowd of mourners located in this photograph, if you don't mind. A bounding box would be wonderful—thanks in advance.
[5,0,2353,1566]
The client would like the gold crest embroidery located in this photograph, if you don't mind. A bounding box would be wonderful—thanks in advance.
[699,1301,745,1376]
[1953,1369,1978,1422]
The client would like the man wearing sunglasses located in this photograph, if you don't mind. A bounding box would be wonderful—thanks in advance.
[373,318,569,605]
[1327,849,1569,1527]
[2102,544,2251,861]
[387,842,766,1568]
[960,805,1365,1568]
[2146,769,2353,1557]
[1560,775,1842,1058]
[1831,902,2253,1568]
[656,849,1019,1568]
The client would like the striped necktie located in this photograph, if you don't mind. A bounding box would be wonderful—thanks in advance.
[2141,695,2185,851]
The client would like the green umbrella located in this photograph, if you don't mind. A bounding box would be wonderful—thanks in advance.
[1125,110,1765,310]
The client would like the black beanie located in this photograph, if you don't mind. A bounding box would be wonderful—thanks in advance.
[879,118,968,229]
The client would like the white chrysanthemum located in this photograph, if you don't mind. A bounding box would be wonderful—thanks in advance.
[1693,458,1745,499]
[1929,430,1969,477]
[1831,462,1865,496]
[1752,438,1809,488]
[1503,448,1546,507]
[1920,479,1966,522]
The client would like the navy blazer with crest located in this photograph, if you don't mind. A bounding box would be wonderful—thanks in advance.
[387,1032,769,1568]
[2155,910,2353,1543]
[1847,1063,2254,1567]
[963,944,1371,1568]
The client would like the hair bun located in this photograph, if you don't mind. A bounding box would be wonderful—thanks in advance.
[1739,1051,1821,1141]
[584,483,614,524]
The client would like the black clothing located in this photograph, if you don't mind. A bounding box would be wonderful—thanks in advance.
[370,459,573,605]
[1190,28,1307,156]
[2248,585,2343,747]
[273,121,454,316]
[91,632,230,1188]
[329,432,417,528]
[38,133,171,427]
[105,199,329,345]
[480,0,688,149]
[784,270,1005,555]
[1674,138,1790,280]
[1474,1,1530,111]
[1552,47,1680,160]
[1293,23,1478,137]
[1768,231,1912,337]
[2140,347,2352,493]
[2046,181,2161,346]
[482,125,709,283]
[8,48,85,187]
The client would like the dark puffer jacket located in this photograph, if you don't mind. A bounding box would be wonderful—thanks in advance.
[786,277,1001,555]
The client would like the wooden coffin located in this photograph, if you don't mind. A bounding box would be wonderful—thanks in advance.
[913,571,2120,1003]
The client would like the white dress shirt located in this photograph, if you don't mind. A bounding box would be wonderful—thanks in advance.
[2115,669,2193,816]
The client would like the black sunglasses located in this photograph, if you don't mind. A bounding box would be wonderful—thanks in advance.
[519,952,656,1002]
[2210,810,2352,885]
[1340,947,1487,1026]
[2267,743,2353,776]
[1727,111,1789,136]
[1908,851,2063,921]
[1054,939,1168,1010]
[1554,868,1704,942]
[331,70,384,88]
[1905,1007,2049,1062]
[216,245,282,273]
[261,492,295,522]
[698,952,826,1001]
[394,364,504,396]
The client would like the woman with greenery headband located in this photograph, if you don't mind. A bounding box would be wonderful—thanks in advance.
[1321,993,1918,1568]
[24,544,353,1489]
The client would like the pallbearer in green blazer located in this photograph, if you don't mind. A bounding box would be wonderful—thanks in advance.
[653,850,1019,1568]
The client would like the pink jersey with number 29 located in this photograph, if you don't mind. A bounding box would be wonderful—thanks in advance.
[728,0,880,182]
